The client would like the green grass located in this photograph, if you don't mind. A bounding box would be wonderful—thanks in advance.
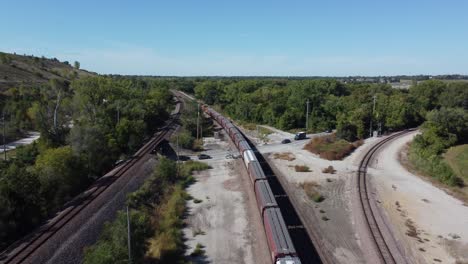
[445,144,468,180]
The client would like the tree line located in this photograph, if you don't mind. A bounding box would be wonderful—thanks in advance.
[189,78,467,185]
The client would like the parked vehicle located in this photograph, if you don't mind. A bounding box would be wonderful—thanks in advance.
[197,153,211,160]
[294,132,306,140]
[281,139,291,144]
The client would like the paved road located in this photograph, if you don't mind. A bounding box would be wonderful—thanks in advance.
[0,132,40,153]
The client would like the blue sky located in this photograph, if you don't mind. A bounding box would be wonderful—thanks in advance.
[1,0,468,76]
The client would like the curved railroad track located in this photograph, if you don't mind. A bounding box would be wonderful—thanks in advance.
[357,129,415,264]
[0,96,182,264]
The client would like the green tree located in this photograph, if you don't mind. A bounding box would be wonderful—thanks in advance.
[74,61,80,69]
[0,162,43,248]
[83,210,151,264]
[34,146,87,211]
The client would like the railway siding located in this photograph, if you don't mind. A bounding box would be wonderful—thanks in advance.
[356,131,413,264]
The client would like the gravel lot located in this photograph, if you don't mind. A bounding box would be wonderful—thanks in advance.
[182,133,270,264]
[257,134,368,264]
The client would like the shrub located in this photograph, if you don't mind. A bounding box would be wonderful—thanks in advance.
[304,134,361,160]
[273,152,296,161]
[294,165,311,172]
[322,166,336,174]
[190,243,205,257]
[175,130,194,149]
[409,141,463,187]
[300,182,325,203]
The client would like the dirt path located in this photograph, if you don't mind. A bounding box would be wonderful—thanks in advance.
[182,134,270,264]
[370,131,468,263]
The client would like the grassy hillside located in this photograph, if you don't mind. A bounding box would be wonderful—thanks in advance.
[0,51,95,91]
[444,144,468,181]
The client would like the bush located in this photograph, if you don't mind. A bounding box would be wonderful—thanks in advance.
[146,185,186,262]
[190,243,206,257]
[175,130,195,150]
[322,165,336,174]
[304,134,362,160]
[300,182,325,203]
[83,210,152,264]
[294,165,311,172]
[273,152,296,161]
[409,145,463,187]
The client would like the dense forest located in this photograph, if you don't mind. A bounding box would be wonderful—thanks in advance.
[0,76,175,249]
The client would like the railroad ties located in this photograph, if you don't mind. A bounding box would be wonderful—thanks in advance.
[357,130,413,264]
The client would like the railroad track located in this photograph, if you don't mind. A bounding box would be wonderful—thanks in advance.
[357,129,414,264]
[0,96,182,264]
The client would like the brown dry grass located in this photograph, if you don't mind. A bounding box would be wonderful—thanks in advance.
[273,152,296,161]
[322,165,336,174]
[300,181,324,202]
[304,134,363,160]
[294,165,311,172]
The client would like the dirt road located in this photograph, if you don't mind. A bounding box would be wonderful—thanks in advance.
[370,131,468,263]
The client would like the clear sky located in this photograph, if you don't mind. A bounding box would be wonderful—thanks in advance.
[1,0,468,76]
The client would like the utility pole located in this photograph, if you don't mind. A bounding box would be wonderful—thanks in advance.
[126,205,132,264]
[370,95,376,137]
[196,103,200,140]
[176,134,179,178]
[306,99,310,132]
[2,112,6,160]
[117,102,120,124]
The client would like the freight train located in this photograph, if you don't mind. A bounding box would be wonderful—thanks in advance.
[201,105,301,264]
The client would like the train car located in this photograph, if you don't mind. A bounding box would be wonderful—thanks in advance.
[228,125,240,138]
[221,118,230,129]
[218,116,227,127]
[238,140,251,154]
[254,180,277,215]
[233,132,245,148]
[276,256,302,264]
[263,208,299,263]
[243,149,257,168]
[229,126,241,140]
[225,123,235,136]
[248,160,268,183]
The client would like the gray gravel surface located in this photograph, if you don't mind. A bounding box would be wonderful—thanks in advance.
[16,155,158,264]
